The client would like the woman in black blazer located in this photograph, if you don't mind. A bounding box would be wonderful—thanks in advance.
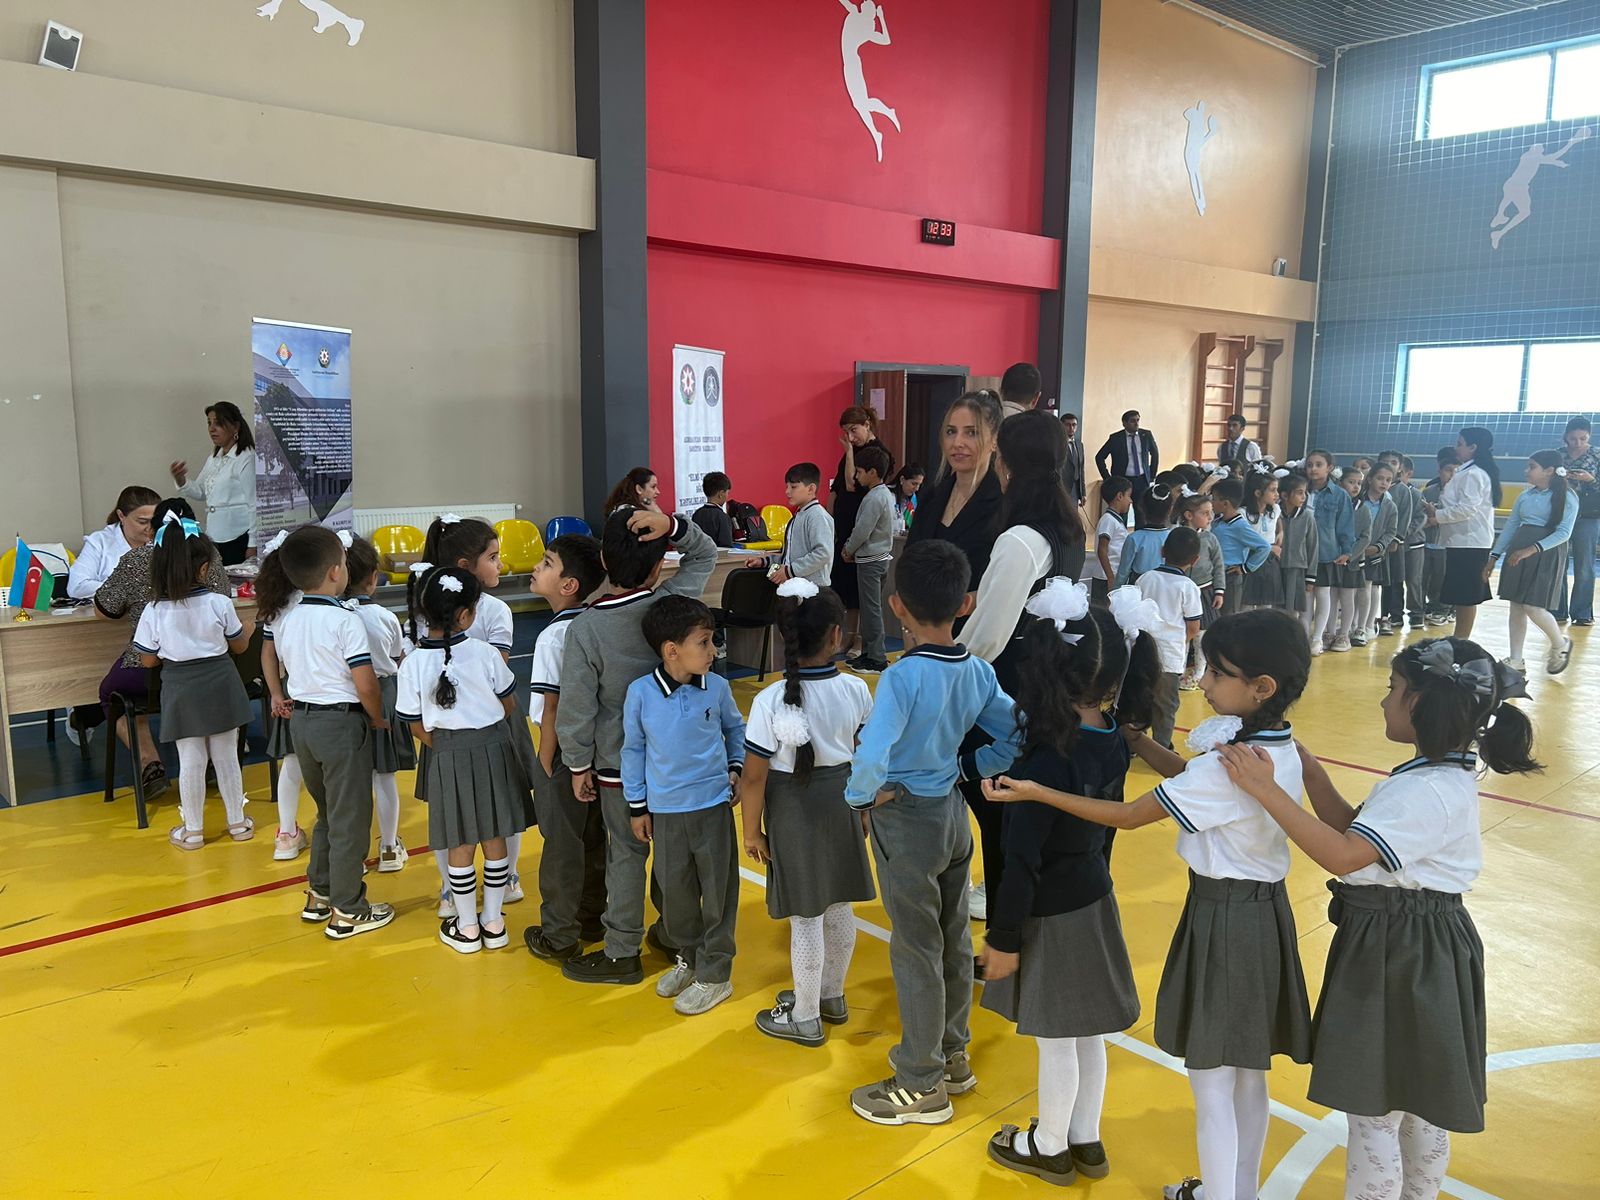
[906,390,1005,590]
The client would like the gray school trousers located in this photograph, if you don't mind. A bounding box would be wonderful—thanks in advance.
[653,802,740,984]
[867,786,975,1092]
[1152,672,1181,750]
[600,783,651,959]
[293,708,374,916]
[531,752,607,951]
[856,558,890,661]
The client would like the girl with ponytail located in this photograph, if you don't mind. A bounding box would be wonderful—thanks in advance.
[740,579,875,1048]
[1113,474,1180,586]
[986,608,1315,1200]
[969,579,1157,1187]
[396,565,530,955]
[1488,449,1577,675]
[1425,427,1500,639]
[1218,639,1538,1199]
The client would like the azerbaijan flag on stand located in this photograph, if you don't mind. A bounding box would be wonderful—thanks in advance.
[8,540,55,612]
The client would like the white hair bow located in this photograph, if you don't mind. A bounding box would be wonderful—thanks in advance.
[409,561,434,576]
[1214,465,1231,479]
[1284,459,1304,470]
[775,577,820,600]
[1251,462,1271,476]
[439,513,462,525]
[1025,577,1090,642]
[1186,715,1244,754]
[263,529,289,556]
[1273,468,1291,479]
[770,705,812,747]
[336,529,353,549]
[438,575,463,594]
[1330,467,1344,481]
[1106,586,1162,642]
[1180,484,1197,498]
[1556,466,1569,477]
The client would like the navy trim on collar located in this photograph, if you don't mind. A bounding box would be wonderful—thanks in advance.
[903,644,971,663]
[593,588,653,610]
[1080,717,1119,733]
[653,666,708,696]
[1241,725,1294,745]
[1154,565,1187,575]
[1391,751,1477,777]
[549,606,584,624]
[354,595,375,605]
[299,595,345,607]
[796,665,840,679]
[419,632,470,648]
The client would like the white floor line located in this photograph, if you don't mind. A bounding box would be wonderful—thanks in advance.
[735,861,1505,1200]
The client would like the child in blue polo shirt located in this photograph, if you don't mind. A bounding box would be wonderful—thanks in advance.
[623,595,747,1017]
[845,539,1023,1128]
[1209,478,1272,617]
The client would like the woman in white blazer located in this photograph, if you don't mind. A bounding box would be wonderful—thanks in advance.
[171,401,256,565]
[1425,425,1501,640]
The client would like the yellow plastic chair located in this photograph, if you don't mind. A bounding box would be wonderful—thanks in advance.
[494,519,545,575]
[1493,482,1527,523]
[0,545,75,589]
[371,525,426,584]
[743,504,792,553]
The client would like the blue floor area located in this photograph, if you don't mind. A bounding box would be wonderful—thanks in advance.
[5,608,812,808]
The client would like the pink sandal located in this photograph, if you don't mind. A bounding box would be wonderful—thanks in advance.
[225,817,255,842]
[168,826,204,851]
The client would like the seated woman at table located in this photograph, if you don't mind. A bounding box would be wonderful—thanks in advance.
[93,499,230,800]
[67,485,161,599]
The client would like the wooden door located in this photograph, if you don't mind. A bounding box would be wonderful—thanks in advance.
[859,369,907,468]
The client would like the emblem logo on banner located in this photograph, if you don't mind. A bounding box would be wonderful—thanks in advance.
[318,348,331,368]
[276,342,293,365]
[703,366,721,408]
[679,363,697,405]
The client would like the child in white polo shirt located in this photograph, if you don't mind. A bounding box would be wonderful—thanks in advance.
[1135,526,1203,750]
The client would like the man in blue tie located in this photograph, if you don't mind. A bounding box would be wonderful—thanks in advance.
[1095,409,1160,508]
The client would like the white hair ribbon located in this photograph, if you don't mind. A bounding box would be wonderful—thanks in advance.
[263,529,289,556]
[409,561,433,576]
[1106,586,1162,642]
[1186,715,1244,754]
[1024,577,1090,636]
[439,513,462,525]
[336,529,353,549]
[775,578,820,600]
[438,575,463,593]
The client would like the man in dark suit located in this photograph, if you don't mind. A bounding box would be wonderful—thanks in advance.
[1095,409,1160,506]
[1059,411,1086,507]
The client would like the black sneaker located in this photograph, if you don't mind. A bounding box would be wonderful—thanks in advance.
[775,989,848,1025]
[847,656,888,674]
[480,922,510,950]
[525,926,581,961]
[439,916,482,955]
[562,949,644,985]
[645,921,679,960]
[1070,1140,1111,1179]
[300,890,331,923]
[325,902,396,940]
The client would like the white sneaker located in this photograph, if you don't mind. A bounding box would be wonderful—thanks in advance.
[273,827,308,861]
[1310,640,1326,657]
[968,882,987,922]
[65,721,82,748]
[1332,636,1352,653]
[506,874,525,903]
[656,955,695,998]
[377,837,406,873]
[1547,638,1573,675]
[438,890,456,919]
[674,979,733,1015]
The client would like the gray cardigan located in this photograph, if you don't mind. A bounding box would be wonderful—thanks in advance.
[1280,504,1320,578]
[844,484,895,561]
[556,516,718,780]
[1185,529,1226,596]
[1354,492,1399,562]
[783,500,835,586]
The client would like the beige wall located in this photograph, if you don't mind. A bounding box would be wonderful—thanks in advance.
[1083,0,1318,469]
[0,2,588,546]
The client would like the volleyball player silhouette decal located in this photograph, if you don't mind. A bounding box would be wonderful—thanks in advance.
[1490,128,1591,250]
[1182,100,1220,216]
[256,0,364,47]
[839,0,900,163]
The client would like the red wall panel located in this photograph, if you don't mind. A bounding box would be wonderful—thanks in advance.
[646,0,1050,233]
[648,247,1040,512]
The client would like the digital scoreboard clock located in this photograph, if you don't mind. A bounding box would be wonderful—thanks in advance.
[920,218,956,246]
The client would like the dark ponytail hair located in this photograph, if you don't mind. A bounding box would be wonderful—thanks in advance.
[1137,479,1177,529]
[1242,470,1277,518]
[257,526,344,623]
[1011,602,1161,759]
[150,526,219,601]
[1459,426,1502,506]
[996,410,1083,574]
[775,587,846,785]
[411,566,482,709]
[1529,449,1569,528]
[1393,638,1541,774]
[603,468,657,516]
[107,484,161,526]
[341,535,382,597]
[1200,610,1311,740]
[421,516,498,575]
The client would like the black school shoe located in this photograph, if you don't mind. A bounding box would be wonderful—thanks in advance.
[439,916,481,954]
[775,989,848,1025]
[562,949,644,985]
[1070,1141,1111,1179]
[987,1121,1076,1186]
[524,926,580,961]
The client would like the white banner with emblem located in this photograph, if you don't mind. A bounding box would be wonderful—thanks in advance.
[671,344,726,515]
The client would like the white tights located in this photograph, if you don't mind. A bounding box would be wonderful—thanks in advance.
[373,771,400,848]
[175,734,247,833]
[1354,582,1378,634]
[1021,1035,1108,1156]
[276,753,303,833]
[1346,1111,1451,1200]
[1187,1065,1270,1200]
[1314,586,1358,643]
[1507,602,1561,662]
[788,903,857,1022]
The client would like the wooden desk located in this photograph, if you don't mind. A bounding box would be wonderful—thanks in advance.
[0,550,768,806]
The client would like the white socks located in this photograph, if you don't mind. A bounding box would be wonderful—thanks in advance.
[1347,1111,1451,1199]
[1354,583,1375,633]
[373,771,400,848]
[481,856,510,930]
[1508,602,1562,661]
[1022,1035,1110,1157]
[788,903,858,1022]
[507,832,523,883]
[1312,585,1335,643]
[276,753,303,834]
[435,849,451,893]
[1187,1065,1270,1200]
[449,865,477,931]
[174,733,247,831]
[1336,588,1358,640]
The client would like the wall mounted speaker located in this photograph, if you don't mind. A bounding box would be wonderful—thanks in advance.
[39,21,82,71]
[1271,257,1288,277]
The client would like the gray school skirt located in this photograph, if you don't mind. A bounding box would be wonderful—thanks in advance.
[765,763,876,919]
[1281,565,1312,612]
[1154,872,1313,1070]
[1241,563,1284,606]
[1497,525,1565,610]
[425,723,531,850]
[1309,883,1487,1132]
[158,655,252,742]
[980,891,1141,1038]
[372,674,418,775]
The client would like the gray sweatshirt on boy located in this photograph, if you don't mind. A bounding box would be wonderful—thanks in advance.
[844,484,895,562]
[782,499,835,586]
[556,515,717,784]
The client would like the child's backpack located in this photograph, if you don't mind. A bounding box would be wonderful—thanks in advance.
[728,501,767,543]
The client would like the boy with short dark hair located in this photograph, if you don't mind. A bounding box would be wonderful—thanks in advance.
[844,539,1022,1127]
[843,444,895,673]
[557,507,719,984]
[624,595,746,1016]
[1087,476,1134,604]
[1209,477,1271,616]
[1422,448,1457,626]
[523,533,608,963]
[775,462,834,588]
[1137,525,1203,749]
[692,472,736,548]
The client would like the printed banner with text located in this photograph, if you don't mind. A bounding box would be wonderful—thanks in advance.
[252,317,354,546]
[671,344,726,516]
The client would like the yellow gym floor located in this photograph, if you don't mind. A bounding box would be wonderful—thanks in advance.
[2,621,1595,1199]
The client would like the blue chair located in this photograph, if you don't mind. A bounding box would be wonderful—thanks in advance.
[545,516,593,542]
